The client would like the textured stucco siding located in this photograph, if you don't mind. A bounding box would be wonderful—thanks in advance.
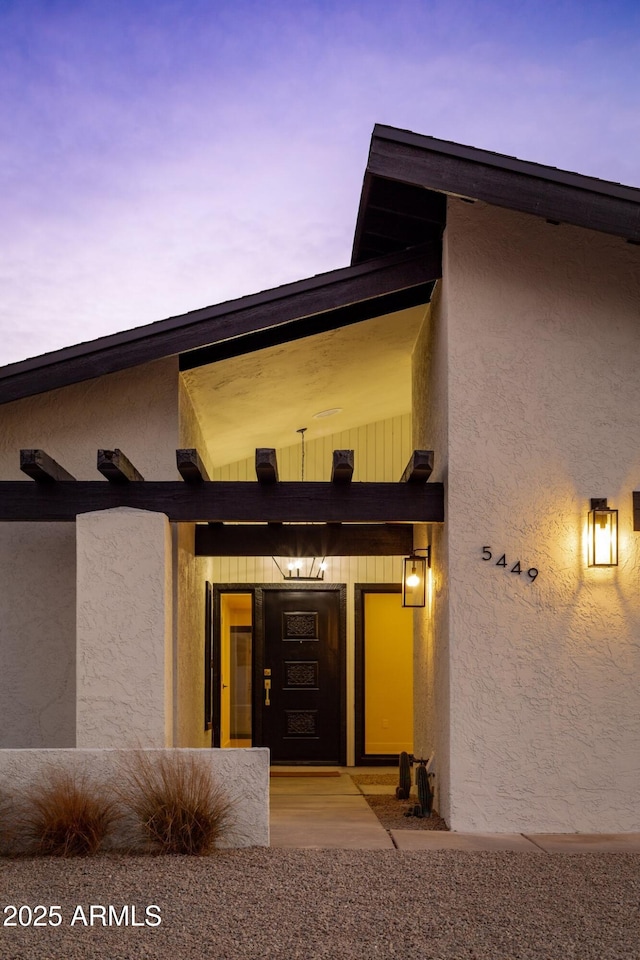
[174,380,215,747]
[173,523,211,747]
[0,748,269,848]
[0,359,179,747]
[411,280,450,820]
[76,509,173,748]
[0,524,76,747]
[0,358,179,481]
[444,199,640,832]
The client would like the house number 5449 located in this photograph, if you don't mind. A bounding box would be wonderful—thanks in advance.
[482,547,538,582]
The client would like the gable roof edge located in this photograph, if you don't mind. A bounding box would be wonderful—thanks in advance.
[0,243,440,405]
[351,125,640,263]
[372,124,640,203]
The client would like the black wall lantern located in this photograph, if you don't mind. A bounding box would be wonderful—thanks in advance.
[402,547,431,607]
[588,498,618,567]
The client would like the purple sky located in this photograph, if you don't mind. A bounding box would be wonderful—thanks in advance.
[1,0,639,366]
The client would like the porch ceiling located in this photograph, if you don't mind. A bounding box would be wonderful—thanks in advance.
[181,305,426,468]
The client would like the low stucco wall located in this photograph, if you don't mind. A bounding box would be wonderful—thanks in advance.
[0,748,270,848]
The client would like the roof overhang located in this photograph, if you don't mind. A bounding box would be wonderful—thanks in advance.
[352,124,640,263]
[0,242,440,405]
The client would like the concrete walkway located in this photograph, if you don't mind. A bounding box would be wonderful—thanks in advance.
[270,769,394,848]
[269,768,640,852]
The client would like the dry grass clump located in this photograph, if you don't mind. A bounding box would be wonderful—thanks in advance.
[0,791,14,855]
[119,752,233,855]
[21,771,118,856]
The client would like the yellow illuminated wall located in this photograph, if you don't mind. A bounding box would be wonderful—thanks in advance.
[364,592,413,755]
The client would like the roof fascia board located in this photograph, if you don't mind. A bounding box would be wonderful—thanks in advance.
[179,279,435,370]
[0,243,439,406]
[372,125,640,203]
[369,126,640,241]
[351,170,375,265]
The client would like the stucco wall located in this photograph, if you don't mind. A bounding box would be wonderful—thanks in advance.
[173,523,211,747]
[411,281,450,820]
[174,378,215,746]
[76,509,173,748]
[0,358,179,481]
[178,377,214,479]
[444,199,640,832]
[0,523,76,747]
[0,358,179,747]
[0,747,269,848]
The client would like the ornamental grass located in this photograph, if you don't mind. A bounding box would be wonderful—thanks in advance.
[118,751,233,855]
[21,770,118,857]
[0,791,13,855]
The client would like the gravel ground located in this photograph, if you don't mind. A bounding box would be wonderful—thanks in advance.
[1,849,638,960]
[349,774,448,830]
[364,794,449,831]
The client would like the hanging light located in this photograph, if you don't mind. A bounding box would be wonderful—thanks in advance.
[588,499,618,567]
[273,427,327,581]
[274,557,327,581]
[402,547,431,607]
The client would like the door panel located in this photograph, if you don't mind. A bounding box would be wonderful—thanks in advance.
[258,588,343,763]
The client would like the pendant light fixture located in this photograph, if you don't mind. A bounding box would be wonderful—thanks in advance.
[273,427,326,581]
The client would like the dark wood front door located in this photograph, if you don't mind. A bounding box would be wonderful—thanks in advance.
[255,586,345,764]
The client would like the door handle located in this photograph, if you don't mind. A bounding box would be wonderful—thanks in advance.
[264,678,271,706]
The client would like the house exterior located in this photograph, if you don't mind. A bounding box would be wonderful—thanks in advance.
[1,124,639,833]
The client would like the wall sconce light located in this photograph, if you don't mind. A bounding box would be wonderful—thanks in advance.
[588,498,618,567]
[402,547,431,607]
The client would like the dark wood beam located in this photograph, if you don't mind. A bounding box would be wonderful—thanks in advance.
[0,480,444,523]
[401,450,434,483]
[195,523,414,557]
[255,449,278,484]
[97,449,144,483]
[331,450,354,484]
[176,448,210,483]
[19,450,76,483]
[633,491,640,531]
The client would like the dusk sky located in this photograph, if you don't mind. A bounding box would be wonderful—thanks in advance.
[1,0,639,366]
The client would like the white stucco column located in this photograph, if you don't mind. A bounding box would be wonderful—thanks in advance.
[76,507,173,748]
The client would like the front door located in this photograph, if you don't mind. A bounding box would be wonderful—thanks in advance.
[256,586,345,764]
